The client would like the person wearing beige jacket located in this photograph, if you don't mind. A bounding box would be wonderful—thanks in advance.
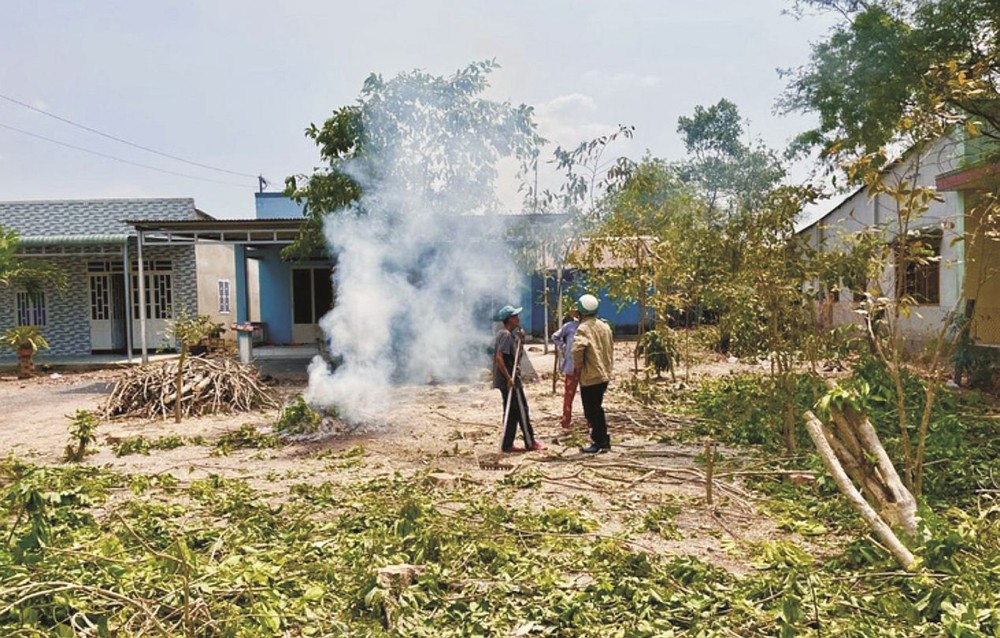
[571,294,614,454]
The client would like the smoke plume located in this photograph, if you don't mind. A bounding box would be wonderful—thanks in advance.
[305,62,539,422]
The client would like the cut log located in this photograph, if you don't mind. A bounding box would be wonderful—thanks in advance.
[376,564,426,590]
[821,421,896,515]
[804,410,916,570]
[842,405,919,537]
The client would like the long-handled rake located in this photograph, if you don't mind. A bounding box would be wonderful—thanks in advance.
[501,331,524,434]
[503,330,537,449]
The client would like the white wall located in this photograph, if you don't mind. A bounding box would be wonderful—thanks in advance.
[809,134,965,341]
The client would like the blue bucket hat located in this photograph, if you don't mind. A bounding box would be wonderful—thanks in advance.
[495,305,523,321]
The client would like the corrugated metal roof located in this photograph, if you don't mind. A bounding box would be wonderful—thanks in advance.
[19,234,129,246]
[0,198,199,238]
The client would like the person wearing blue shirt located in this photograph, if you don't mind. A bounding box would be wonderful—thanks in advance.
[551,310,582,429]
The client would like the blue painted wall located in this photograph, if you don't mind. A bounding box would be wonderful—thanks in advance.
[253,194,305,343]
[253,247,294,344]
[527,272,650,338]
[255,192,306,219]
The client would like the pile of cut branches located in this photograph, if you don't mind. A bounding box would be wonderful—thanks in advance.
[103,356,278,420]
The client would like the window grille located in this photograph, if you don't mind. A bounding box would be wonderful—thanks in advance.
[90,275,110,320]
[130,262,174,320]
[218,280,231,314]
[15,292,46,326]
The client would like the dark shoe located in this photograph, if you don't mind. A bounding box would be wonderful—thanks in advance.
[580,444,610,454]
[502,446,526,453]
[528,441,546,451]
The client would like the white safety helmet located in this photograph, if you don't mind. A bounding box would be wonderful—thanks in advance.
[576,294,600,316]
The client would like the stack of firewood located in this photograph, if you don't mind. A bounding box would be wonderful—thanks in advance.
[103,356,278,420]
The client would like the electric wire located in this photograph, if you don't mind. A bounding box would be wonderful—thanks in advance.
[0,122,251,188]
[0,91,261,179]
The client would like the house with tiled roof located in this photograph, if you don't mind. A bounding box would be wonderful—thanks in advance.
[0,198,237,359]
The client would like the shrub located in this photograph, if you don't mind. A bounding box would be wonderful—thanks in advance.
[64,410,98,462]
[275,395,323,435]
[636,328,681,378]
[693,373,814,448]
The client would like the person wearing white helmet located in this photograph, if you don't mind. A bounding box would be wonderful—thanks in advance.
[492,304,543,453]
[571,293,614,453]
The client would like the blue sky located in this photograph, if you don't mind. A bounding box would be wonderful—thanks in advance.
[0,0,838,219]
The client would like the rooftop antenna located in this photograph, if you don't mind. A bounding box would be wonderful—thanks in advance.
[258,175,269,193]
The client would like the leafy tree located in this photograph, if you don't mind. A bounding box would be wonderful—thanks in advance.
[0,228,64,379]
[719,185,824,452]
[0,226,67,295]
[581,157,701,373]
[537,125,636,222]
[517,124,635,377]
[284,60,542,258]
[782,0,1000,161]
[677,98,785,216]
[785,0,1000,494]
[673,101,790,352]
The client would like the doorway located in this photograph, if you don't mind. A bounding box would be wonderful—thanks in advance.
[291,266,334,343]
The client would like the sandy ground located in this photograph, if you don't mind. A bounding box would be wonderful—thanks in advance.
[0,344,803,573]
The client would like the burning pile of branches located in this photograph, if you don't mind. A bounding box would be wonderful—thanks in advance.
[103,356,278,420]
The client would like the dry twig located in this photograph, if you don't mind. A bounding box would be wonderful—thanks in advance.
[103,356,277,420]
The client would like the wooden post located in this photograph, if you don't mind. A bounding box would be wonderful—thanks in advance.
[705,438,715,506]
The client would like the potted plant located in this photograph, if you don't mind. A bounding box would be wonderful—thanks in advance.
[1,325,50,379]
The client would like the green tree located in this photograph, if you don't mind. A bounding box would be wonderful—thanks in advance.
[0,226,67,294]
[782,0,1000,161]
[673,100,788,353]
[0,325,50,379]
[785,0,1000,494]
[284,60,542,258]
[165,310,222,424]
[582,157,700,373]
[516,124,635,383]
[718,185,824,453]
[677,98,785,216]
[673,100,831,452]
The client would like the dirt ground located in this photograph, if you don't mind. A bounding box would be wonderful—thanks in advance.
[0,343,801,573]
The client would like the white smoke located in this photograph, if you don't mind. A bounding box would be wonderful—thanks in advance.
[305,64,538,422]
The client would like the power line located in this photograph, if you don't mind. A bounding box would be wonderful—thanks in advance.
[0,122,251,188]
[0,92,261,179]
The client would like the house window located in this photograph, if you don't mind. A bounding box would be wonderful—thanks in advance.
[900,230,942,305]
[218,280,231,314]
[16,291,47,326]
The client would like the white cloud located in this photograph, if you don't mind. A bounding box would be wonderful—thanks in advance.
[533,93,610,149]
[535,93,596,118]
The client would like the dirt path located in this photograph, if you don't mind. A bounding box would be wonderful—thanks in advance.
[1,370,117,460]
[0,344,794,573]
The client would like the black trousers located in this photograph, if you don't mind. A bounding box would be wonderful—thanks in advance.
[499,385,535,451]
[581,382,609,448]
